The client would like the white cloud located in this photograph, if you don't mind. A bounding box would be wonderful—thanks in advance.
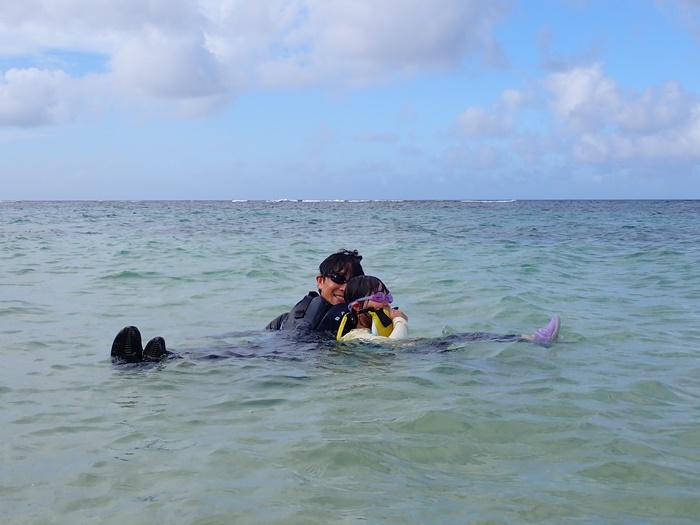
[109,28,228,100]
[0,1,196,55]
[543,64,700,162]
[0,68,74,126]
[451,87,530,139]
[574,116,700,162]
[0,0,513,126]
[353,132,398,143]
[497,89,534,111]
[614,82,696,134]
[295,0,512,84]
[542,64,619,133]
[445,61,700,171]
[453,106,516,138]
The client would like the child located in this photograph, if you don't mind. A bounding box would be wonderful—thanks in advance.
[336,275,409,343]
[337,275,560,346]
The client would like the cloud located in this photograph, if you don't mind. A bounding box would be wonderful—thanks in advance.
[496,89,534,111]
[444,59,700,173]
[450,87,532,139]
[353,132,398,143]
[0,68,74,126]
[0,1,196,55]
[542,64,619,133]
[656,0,700,42]
[543,64,700,162]
[573,125,700,163]
[536,27,605,73]
[453,106,516,138]
[0,0,513,127]
[110,32,223,99]
[292,0,512,84]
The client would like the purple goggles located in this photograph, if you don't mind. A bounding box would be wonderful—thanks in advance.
[351,291,393,306]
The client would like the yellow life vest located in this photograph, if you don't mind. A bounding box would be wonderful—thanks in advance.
[369,308,394,337]
[336,308,394,341]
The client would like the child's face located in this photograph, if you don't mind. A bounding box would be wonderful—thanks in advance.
[354,288,390,329]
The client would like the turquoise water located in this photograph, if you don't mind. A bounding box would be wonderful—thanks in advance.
[1,200,699,524]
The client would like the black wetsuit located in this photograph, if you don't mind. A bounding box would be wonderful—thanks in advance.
[266,292,349,334]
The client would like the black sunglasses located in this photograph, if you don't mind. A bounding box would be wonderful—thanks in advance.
[325,272,349,285]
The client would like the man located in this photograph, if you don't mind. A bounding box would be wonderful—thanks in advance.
[265,249,364,332]
[111,249,365,364]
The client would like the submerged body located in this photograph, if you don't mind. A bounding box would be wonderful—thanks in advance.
[111,314,560,365]
[339,316,409,343]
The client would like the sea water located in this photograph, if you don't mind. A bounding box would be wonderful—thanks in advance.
[1,200,699,524]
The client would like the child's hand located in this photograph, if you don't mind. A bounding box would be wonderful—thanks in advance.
[391,308,408,321]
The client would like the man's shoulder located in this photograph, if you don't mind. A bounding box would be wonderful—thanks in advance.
[265,292,320,330]
[291,291,321,317]
[277,292,329,331]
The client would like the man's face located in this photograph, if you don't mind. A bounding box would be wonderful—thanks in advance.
[316,267,351,305]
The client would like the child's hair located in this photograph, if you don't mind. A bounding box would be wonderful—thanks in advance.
[344,275,389,304]
[319,249,365,278]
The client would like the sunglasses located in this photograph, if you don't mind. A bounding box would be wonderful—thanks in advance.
[325,272,350,285]
[351,291,393,306]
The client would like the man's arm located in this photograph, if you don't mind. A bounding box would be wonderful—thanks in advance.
[265,312,288,330]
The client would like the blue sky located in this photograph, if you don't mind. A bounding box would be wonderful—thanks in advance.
[2,0,700,200]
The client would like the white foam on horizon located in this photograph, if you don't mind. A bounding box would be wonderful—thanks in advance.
[462,199,516,203]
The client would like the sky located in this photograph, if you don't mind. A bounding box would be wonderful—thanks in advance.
[1,0,700,200]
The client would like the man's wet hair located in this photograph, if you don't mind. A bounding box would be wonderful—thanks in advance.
[319,249,365,279]
[344,275,388,304]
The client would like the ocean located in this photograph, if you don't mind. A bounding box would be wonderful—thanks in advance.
[1,200,699,524]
